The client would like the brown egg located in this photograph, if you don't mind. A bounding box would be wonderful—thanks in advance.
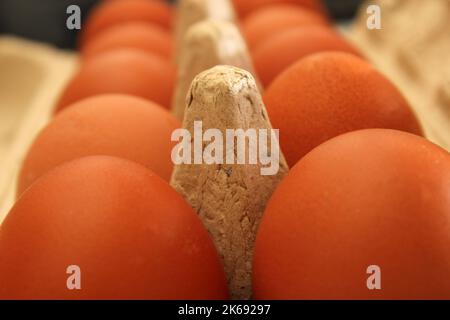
[3,156,229,299]
[242,4,328,49]
[80,0,173,46]
[264,52,423,167]
[253,26,362,87]
[19,94,180,195]
[254,129,450,299]
[81,22,173,60]
[55,49,175,113]
[232,0,327,18]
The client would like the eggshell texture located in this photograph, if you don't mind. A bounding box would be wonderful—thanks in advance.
[1,156,229,299]
[80,0,173,46]
[19,94,180,194]
[54,49,175,112]
[81,22,173,60]
[232,0,327,18]
[253,26,362,87]
[264,52,423,167]
[254,129,450,299]
[242,4,328,49]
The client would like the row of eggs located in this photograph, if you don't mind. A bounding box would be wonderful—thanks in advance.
[0,0,449,299]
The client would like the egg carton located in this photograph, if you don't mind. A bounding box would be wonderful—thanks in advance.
[0,36,77,223]
[0,0,449,301]
[348,0,450,151]
[1,1,449,230]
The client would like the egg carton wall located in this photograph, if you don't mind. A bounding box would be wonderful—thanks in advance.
[0,37,77,222]
[349,0,450,151]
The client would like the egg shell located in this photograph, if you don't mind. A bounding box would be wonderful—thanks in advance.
[80,0,173,47]
[253,26,362,87]
[242,4,328,49]
[232,0,327,18]
[81,22,173,60]
[54,49,176,112]
[1,156,229,299]
[264,52,423,167]
[19,94,180,195]
[254,129,450,299]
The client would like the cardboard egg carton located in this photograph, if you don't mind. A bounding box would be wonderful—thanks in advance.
[0,36,77,223]
[1,0,449,227]
[346,0,450,150]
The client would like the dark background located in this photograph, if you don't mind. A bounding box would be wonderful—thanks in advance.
[0,0,364,49]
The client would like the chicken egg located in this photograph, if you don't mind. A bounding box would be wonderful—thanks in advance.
[19,94,179,195]
[242,4,328,49]
[80,0,173,46]
[254,129,450,299]
[264,52,423,167]
[81,22,173,60]
[55,49,175,112]
[253,26,362,87]
[1,156,228,299]
[232,0,327,18]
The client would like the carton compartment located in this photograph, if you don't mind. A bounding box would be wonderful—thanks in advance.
[0,36,77,222]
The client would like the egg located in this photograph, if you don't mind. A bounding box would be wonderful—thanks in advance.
[81,22,173,60]
[232,0,327,18]
[254,129,450,299]
[19,94,179,195]
[80,0,173,47]
[264,52,423,167]
[1,156,228,299]
[55,49,175,112]
[242,4,328,49]
[253,26,362,87]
